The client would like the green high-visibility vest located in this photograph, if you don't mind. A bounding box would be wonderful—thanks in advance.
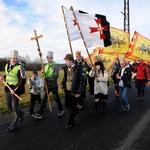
[5,64,21,86]
[44,62,56,77]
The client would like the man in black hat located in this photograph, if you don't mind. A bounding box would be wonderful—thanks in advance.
[61,54,85,129]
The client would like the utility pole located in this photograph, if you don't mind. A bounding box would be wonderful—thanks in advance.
[123,0,130,33]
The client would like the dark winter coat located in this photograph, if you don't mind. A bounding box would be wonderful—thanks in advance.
[133,61,150,79]
[61,64,85,95]
[118,66,132,88]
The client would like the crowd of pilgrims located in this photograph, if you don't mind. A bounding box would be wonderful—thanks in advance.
[1,50,150,131]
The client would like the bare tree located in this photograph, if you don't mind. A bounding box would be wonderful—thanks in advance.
[25,54,31,63]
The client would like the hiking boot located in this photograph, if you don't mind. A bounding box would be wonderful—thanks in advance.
[115,90,118,94]
[137,96,141,101]
[78,105,84,110]
[126,105,130,112]
[118,108,126,113]
[65,124,74,129]
[115,93,119,97]
[32,113,42,119]
[89,110,97,116]
[7,126,18,132]
[77,104,84,110]
[57,110,64,117]
[75,114,79,121]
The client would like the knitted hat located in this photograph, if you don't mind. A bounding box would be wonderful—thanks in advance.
[75,51,81,57]
[64,54,74,61]
[10,50,18,58]
[47,51,53,58]
[95,61,102,66]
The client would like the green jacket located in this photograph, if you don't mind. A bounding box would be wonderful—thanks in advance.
[5,64,21,86]
[44,61,59,87]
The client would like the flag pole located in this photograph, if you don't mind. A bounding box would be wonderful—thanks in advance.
[98,48,100,61]
[70,6,93,66]
[61,6,74,59]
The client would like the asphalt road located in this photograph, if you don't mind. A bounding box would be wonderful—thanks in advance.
[0,82,150,150]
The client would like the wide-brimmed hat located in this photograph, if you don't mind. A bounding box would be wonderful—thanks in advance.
[64,54,74,61]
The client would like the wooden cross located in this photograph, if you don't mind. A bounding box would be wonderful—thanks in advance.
[30,30,52,111]
[31,30,43,56]
[31,30,43,40]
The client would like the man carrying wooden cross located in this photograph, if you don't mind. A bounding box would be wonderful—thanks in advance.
[32,51,64,119]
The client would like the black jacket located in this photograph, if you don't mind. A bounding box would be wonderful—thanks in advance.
[118,66,132,88]
[61,64,85,95]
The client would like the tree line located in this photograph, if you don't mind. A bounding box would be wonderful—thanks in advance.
[0,58,65,71]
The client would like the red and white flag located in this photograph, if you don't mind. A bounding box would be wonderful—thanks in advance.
[74,10,111,48]
[63,7,81,41]
[63,7,111,48]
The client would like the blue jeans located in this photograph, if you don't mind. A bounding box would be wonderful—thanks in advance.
[119,86,129,109]
[38,86,63,114]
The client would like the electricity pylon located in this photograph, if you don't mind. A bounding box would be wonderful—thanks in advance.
[123,0,130,33]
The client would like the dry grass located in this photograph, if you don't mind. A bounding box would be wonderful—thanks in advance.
[0,70,65,114]
[0,70,113,114]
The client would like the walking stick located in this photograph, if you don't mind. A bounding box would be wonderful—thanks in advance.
[31,30,52,111]
[0,76,22,101]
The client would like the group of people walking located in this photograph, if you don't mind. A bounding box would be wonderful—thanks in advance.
[1,50,150,132]
[111,57,150,113]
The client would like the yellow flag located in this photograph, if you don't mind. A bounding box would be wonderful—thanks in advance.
[84,48,117,71]
[99,53,117,71]
[84,48,100,65]
[97,27,130,54]
[126,31,150,63]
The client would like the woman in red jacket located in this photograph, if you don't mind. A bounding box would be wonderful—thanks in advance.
[133,58,150,101]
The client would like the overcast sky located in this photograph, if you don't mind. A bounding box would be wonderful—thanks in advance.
[0,0,150,63]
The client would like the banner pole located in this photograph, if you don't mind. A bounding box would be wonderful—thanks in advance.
[61,6,74,58]
[70,6,93,66]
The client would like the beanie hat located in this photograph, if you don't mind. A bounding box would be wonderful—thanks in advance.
[10,50,18,58]
[95,61,102,66]
[64,54,74,61]
[47,51,53,58]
